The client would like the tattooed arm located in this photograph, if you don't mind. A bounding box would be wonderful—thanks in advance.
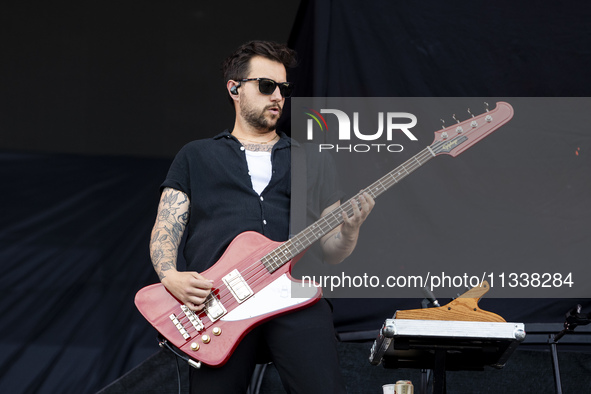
[150,187,212,311]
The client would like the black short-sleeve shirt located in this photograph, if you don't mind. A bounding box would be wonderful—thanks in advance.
[161,130,341,272]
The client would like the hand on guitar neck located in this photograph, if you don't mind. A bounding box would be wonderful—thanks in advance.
[321,191,375,265]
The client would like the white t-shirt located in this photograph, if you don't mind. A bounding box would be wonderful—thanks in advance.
[244,150,272,195]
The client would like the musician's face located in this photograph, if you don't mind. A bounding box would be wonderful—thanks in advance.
[238,56,286,132]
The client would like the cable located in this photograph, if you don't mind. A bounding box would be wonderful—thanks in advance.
[159,337,201,369]
[174,353,181,394]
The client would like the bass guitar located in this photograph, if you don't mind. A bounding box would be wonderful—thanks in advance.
[135,102,514,367]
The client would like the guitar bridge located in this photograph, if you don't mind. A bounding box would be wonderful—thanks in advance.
[223,269,254,303]
[181,305,204,332]
[169,313,191,340]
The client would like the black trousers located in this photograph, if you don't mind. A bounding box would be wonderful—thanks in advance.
[189,299,346,393]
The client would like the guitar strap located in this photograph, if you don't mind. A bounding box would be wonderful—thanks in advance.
[290,143,307,236]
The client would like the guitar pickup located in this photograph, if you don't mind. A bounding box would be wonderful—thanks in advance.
[223,269,254,303]
[204,293,227,322]
[181,305,204,332]
[169,313,190,340]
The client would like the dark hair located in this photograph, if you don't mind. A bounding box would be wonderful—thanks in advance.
[222,41,297,103]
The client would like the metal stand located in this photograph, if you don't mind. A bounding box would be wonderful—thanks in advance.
[548,304,591,394]
[420,369,430,394]
[432,349,447,394]
[549,334,562,394]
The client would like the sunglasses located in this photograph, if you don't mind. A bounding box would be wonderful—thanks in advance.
[238,78,295,98]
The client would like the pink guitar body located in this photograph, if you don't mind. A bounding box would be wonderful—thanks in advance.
[135,231,321,367]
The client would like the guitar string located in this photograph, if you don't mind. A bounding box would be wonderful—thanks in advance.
[234,141,444,279]
[180,145,442,331]
[179,144,442,332]
[179,135,459,333]
[230,147,437,290]
[171,109,512,341]
[178,143,445,334]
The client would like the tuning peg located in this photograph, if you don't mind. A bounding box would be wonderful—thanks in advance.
[439,119,448,139]
[467,108,478,128]
[484,102,493,123]
[452,114,464,134]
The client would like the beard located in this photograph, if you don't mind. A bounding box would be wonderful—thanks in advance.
[240,101,283,132]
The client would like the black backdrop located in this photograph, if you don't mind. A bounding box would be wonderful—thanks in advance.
[284,0,591,332]
[1,1,590,393]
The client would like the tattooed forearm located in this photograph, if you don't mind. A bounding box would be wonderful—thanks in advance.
[150,188,190,280]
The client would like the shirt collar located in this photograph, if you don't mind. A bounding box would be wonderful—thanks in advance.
[213,130,300,148]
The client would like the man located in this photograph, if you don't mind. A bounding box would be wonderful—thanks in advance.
[150,40,374,393]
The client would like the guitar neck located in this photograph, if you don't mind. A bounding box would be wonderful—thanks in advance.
[263,146,436,273]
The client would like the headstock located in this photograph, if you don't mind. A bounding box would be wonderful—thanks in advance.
[430,102,514,157]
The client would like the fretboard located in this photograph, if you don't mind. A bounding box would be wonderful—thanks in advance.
[262,146,437,273]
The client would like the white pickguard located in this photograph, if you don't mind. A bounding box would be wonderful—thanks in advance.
[221,274,318,322]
